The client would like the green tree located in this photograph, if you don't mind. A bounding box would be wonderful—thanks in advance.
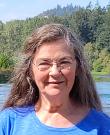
[69,8,95,43]
[84,42,99,70]
[96,7,110,50]
[0,53,14,69]
[93,58,103,72]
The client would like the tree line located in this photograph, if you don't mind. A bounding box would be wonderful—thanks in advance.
[0,4,110,73]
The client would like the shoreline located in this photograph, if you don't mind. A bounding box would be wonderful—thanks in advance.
[0,72,110,84]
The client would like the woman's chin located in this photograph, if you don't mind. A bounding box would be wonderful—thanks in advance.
[43,88,62,97]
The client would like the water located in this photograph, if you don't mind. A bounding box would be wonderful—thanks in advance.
[0,82,110,116]
[0,83,10,109]
[96,82,110,116]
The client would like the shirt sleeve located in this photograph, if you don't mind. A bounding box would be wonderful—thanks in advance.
[0,109,15,135]
[0,110,7,135]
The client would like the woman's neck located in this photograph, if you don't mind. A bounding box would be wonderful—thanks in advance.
[35,96,90,128]
[35,94,74,114]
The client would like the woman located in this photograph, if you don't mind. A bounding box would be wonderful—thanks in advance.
[0,23,110,135]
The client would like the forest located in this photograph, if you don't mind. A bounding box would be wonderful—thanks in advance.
[0,3,110,76]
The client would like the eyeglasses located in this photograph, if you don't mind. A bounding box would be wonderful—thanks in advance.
[33,57,74,71]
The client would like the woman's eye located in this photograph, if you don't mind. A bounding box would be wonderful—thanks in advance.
[37,62,50,71]
[39,63,50,66]
[60,61,71,64]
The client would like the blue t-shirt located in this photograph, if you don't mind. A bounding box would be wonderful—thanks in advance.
[0,106,110,135]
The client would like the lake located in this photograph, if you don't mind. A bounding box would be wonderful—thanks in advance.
[0,82,110,116]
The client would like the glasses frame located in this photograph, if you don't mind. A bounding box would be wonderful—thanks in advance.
[32,57,75,72]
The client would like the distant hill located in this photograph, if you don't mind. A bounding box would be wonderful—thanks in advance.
[38,4,81,17]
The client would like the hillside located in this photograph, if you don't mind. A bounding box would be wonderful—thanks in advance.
[38,4,81,17]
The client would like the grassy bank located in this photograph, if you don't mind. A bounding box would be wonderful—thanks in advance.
[92,71,110,82]
[0,70,12,83]
[0,70,110,83]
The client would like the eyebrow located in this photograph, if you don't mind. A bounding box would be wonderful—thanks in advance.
[36,56,73,61]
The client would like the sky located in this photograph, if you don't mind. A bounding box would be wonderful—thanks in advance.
[0,0,109,22]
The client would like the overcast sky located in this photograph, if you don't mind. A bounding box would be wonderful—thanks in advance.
[0,0,109,22]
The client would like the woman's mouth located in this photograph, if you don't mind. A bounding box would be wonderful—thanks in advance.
[49,82,63,84]
[46,81,64,84]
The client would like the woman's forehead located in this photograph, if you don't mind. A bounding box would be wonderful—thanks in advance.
[34,39,74,56]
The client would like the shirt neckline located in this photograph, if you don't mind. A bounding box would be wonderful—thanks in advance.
[31,106,94,132]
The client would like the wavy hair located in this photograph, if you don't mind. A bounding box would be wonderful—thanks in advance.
[3,23,102,110]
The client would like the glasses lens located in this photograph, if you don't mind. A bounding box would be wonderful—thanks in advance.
[38,64,50,71]
[35,57,74,71]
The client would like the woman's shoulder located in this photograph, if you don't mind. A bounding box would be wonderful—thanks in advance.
[0,107,16,120]
[88,109,110,130]
[90,109,110,122]
[0,105,35,134]
[0,107,17,129]
[0,105,34,119]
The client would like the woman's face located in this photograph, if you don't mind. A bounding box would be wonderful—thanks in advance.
[32,39,77,99]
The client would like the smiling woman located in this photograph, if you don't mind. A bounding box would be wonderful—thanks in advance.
[0,23,110,135]
[32,40,77,103]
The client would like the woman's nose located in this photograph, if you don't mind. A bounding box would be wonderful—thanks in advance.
[49,64,61,76]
